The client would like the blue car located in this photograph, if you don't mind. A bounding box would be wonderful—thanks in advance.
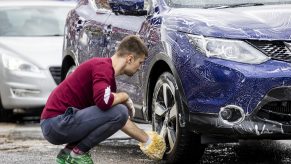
[61,0,291,162]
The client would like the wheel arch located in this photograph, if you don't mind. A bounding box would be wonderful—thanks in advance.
[61,52,76,82]
[145,53,189,124]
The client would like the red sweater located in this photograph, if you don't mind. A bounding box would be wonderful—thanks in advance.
[41,58,116,119]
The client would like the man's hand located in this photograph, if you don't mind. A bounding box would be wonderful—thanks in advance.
[125,97,135,118]
[139,131,166,160]
[121,120,166,160]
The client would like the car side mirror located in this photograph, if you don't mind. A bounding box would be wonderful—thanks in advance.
[108,0,148,16]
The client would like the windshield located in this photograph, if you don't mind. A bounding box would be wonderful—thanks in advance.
[165,0,291,8]
[0,6,71,37]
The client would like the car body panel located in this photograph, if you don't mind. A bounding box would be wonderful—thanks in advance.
[164,5,291,40]
[64,2,111,65]
[0,37,63,69]
[106,14,147,105]
[0,69,56,109]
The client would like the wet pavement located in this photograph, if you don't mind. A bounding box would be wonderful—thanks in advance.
[0,121,291,164]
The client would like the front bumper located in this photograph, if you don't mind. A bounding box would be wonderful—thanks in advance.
[0,68,57,110]
[188,86,291,140]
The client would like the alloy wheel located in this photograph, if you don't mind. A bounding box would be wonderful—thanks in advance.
[152,76,178,153]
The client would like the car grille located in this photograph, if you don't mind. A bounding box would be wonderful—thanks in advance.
[49,66,61,85]
[246,40,291,63]
[256,101,291,125]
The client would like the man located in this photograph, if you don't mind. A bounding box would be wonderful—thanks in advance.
[40,35,165,164]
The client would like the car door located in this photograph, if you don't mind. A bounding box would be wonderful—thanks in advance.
[105,0,151,119]
[75,0,111,63]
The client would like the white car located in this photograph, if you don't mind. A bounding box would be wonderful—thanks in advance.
[0,1,76,119]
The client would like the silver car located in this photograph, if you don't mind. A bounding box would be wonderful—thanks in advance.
[0,1,76,118]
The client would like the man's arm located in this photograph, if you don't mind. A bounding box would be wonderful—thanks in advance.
[111,92,129,106]
[121,118,148,143]
[112,92,148,142]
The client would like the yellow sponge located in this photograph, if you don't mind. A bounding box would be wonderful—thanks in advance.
[139,131,166,160]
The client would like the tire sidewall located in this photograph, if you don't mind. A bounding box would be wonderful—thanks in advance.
[151,72,186,160]
[65,65,76,78]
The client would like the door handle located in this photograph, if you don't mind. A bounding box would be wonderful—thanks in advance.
[104,24,112,34]
[76,17,85,32]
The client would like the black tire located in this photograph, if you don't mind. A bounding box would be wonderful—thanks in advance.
[0,98,13,122]
[151,72,205,163]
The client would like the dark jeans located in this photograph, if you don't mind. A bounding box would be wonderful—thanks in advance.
[40,104,128,152]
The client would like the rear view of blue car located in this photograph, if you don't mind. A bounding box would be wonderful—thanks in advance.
[61,0,291,162]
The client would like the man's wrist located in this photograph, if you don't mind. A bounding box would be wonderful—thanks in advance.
[125,92,129,101]
[122,92,129,102]
[112,92,129,106]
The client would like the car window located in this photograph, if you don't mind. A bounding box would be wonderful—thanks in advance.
[0,6,71,37]
[165,0,291,8]
[92,0,151,14]
[94,0,111,10]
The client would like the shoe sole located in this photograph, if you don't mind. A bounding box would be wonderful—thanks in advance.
[56,158,66,164]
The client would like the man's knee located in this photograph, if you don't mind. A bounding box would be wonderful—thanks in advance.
[114,104,129,125]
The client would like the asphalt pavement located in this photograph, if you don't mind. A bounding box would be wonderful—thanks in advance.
[0,122,157,164]
[0,122,291,164]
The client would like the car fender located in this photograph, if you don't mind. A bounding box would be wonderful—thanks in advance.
[61,50,78,81]
[143,52,189,126]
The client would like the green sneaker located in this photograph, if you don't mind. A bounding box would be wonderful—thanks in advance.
[56,149,70,164]
[65,152,94,164]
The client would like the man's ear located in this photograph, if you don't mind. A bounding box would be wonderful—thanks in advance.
[126,53,135,64]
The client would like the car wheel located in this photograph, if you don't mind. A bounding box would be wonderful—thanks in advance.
[0,98,13,122]
[152,72,205,163]
[65,65,76,78]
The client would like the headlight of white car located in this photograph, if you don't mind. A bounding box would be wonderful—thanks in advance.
[188,34,270,64]
[1,53,40,73]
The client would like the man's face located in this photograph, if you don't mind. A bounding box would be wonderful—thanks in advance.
[124,53,145,76]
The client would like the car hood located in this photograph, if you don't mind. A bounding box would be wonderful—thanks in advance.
[164,4,291,40]
[0,37,63,69]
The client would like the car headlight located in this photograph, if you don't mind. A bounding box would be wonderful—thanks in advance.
[188,34,270,64]
[1,53,40,73]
